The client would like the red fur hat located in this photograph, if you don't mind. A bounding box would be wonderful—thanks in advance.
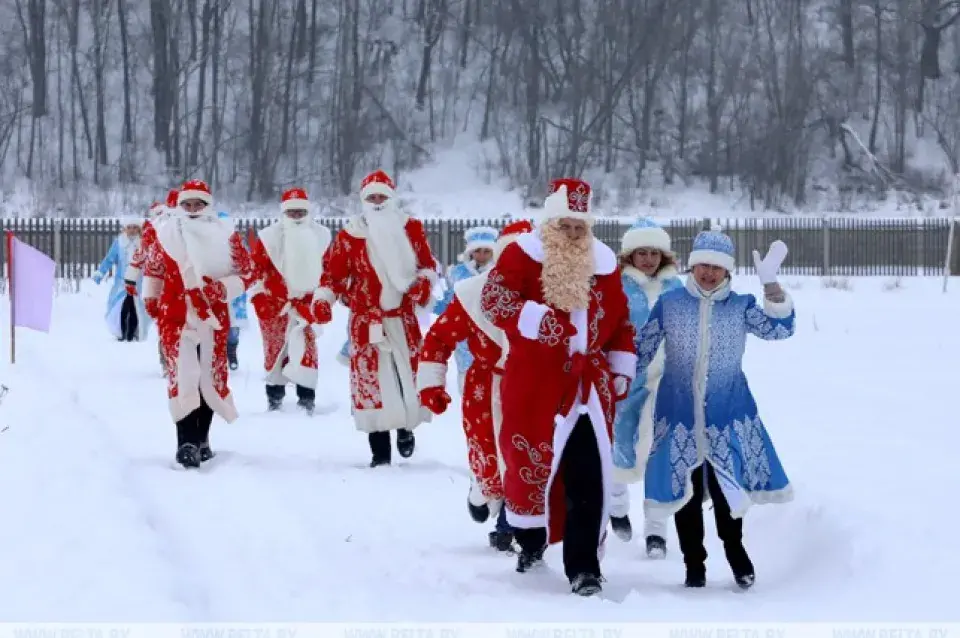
[281,187,309,212]
[541,178,593,224]
[177,180,213,206]
[360,170,395,200]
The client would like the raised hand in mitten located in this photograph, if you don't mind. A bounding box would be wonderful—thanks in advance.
[312,299,333,324]
[407,276,432,307]
[613,375,630,401]
[536,309,577,347]
[752,240,788,285]
[202,276,227,304]
[419,386,452,415]
[124,281,138,297]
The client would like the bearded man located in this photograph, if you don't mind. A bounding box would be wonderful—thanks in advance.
[417,220,533,552]
[248,187,333,415]
[317,170,439,467]
[479,178,637,596]
[142,179,255,469]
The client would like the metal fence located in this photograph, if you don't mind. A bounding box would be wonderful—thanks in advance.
[0,216,956,280]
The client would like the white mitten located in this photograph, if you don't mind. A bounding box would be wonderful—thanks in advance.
[613,375,629,397]
[752,240,788,284]
[488,498,503,520]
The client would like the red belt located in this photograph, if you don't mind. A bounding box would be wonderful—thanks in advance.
[558,351,606,416]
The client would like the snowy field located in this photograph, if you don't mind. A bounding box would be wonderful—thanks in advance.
[0,276,955,622]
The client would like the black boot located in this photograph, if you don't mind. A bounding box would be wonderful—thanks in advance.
[684,565,707,588]
[227,341,238,370]
[570,573,602,596]
[368,431,391,467]
[266,384,285,411]
[610,515,632,542]
[296,385,315,415]
[488,530,515,552]
[514,527,547,573]
[468,499,490,523]
[646,535,667,559]
[396,428,415,458]
[199,443,216,463]
[176,443,201,468]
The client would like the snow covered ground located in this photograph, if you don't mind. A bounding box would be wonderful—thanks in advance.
[0,276,955,622]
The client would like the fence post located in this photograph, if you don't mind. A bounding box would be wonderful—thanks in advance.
[822,217,830,277]
[440,220,451,268]
[53,218,62,280]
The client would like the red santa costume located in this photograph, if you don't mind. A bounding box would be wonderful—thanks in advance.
[142,180,255,468]
[125,189,179,284]
[248,187,333,414]
[316,170,439,466]
[479,178,636,595]
[417,220,534,545]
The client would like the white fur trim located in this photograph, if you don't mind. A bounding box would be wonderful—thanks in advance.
[763,291,794,318]
[281,198,310,212]
[220,275,244,301]
[688,248,735,272]
[506,511,547,529]
[494,234,523,260]
[606,350,637,379]
[313,286,336,305]
[124,264,141,282]
[539,185,594,224]
[360,181,394,200]
[517,301,549,340]
[417,267,439,287]
[468,478,489,508]
[620,226,671,255]
[120,216,142,227]
[515,231,616,275]
[143,275,163,300]
[416,361,447,391]
[178,189,213,205]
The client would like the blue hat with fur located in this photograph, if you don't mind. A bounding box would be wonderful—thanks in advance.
[620,217,672,255]
[688,229,735,271]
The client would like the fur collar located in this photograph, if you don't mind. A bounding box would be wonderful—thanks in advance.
[622,264,679,287]
[684,274,732,301]
[515,230,617,275]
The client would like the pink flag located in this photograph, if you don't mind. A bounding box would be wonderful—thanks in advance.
[9,233,55,333]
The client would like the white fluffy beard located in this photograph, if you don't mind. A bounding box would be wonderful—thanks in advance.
[362,201,417,297]
[180,215,233,279]
[540,222,594,312]
[280,216,322,295]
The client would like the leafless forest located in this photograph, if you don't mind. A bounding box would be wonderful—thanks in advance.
[3,0,960,216]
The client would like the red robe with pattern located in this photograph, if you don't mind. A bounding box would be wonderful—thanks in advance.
[248,220,332,389]
[317,215,438,433]
[142,217,255,422]
[417,271,508,507]
[479,232,637,545]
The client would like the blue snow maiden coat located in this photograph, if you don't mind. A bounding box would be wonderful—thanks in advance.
[218,212,249,328]
[94,231,151,341]
[638,276,795,522]
[612,264,683,481]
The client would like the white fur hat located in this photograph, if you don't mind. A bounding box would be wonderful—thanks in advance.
[120,215,143,228]
[620,217,672,255]
[459,226,498,262]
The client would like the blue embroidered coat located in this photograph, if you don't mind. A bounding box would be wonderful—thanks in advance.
[94,234,151,340]
[219,212,249,328]
[612,265,682,480]
[638,277,795,521]
[433,260,490,385]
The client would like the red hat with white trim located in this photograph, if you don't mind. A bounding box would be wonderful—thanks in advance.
[540,177,593,224]
[177,179,213,206]
[281,187,310,212]
[165,189,180,209]
[359,170,395,201]
[494,219,534,258]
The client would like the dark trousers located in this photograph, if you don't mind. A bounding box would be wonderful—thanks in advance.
[266,383,315,402]
[176,392,214,448]
[367,429,413,460]
[495,504,512,533]
[120,295,138,341]
[674,463,753,577]
[514,415,604,581]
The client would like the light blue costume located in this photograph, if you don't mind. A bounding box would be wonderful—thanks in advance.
[638,230,795,523]
[433,226,498,392]
[93,223,151,341]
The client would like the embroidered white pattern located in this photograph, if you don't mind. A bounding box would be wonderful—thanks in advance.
[480,272,522,322]
[537,312,567,347]
[668,423,698,497]
[732,416,773,489]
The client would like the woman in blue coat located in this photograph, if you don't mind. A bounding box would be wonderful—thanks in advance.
[610,218,683,558]
[218,212,248,370]
[93,217,151,341]
[636,230,794,590]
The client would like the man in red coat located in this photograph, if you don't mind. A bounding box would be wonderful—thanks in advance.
[316,170,439,467]
[126,189,179,377]
[417,219,533,552]
[480,178,637,596]
[248,187,333,414]
[142,180,255,469]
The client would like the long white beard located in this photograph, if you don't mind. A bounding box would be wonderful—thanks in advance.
[363,202,417,308]
[280,217,322,296]
[180,216,233,281]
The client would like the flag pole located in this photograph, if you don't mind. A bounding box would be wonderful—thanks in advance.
[6,231,14,364]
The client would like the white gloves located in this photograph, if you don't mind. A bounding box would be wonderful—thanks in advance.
[752,240,788,285]
[613,375,629,397]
